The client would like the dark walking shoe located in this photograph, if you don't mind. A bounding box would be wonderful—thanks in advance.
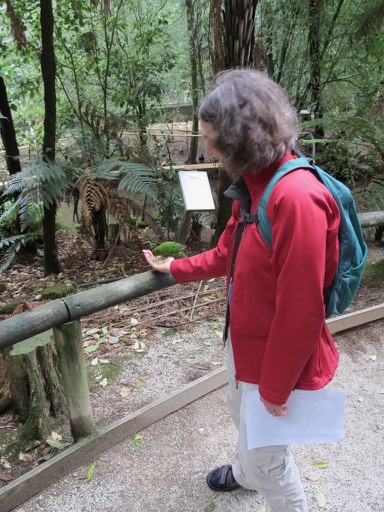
[206,464,241,492]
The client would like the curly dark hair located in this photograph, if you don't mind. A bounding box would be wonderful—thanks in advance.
[198,69,298,178]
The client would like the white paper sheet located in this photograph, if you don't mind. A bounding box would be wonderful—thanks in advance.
[245,388,347,449]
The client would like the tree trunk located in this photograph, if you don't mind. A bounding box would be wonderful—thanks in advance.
[185,0,199,165]
[211,0,259,244]
[9,331,66,442]
[0,76,21,176]
[308,0,324,138]
[40,0,60,275]
[92,205,107,260]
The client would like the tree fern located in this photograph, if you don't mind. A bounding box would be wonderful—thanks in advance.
[93,158,159,201]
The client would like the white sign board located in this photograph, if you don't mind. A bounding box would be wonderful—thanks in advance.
[178,170,215,211]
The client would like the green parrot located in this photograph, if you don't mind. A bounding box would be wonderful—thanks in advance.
[153,242,186,258]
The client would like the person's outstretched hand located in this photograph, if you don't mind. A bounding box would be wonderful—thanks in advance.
[142,249,174,273]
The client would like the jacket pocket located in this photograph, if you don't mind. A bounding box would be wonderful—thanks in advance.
[232,335,267,383]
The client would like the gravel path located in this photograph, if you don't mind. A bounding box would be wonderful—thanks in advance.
[11,317,384,512]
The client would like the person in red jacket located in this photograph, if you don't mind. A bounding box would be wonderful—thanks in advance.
[143,69,340,512]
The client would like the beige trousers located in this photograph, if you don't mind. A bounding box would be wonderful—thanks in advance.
[227,340,308,512]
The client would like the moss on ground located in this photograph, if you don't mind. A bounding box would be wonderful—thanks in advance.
[362,258,384,286]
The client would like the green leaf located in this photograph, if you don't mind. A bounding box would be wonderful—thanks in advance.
[204,503,216,512]
[133,434,144,449]
[46,439,71,450]
[313,461,329,469]
[86,463,96,481]
[86,328,101,335]
[84,345,98,353]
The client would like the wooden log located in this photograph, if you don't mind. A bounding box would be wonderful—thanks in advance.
[63,270,176,321]
[358,211,384,228]
[53,320,96,441]
[0,299,69,349]
[0,271,176,349]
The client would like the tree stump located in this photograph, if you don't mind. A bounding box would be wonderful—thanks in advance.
[0,347,12,413]
[9,330,66,442]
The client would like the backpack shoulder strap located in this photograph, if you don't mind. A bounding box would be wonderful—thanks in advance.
[258,157,313,247]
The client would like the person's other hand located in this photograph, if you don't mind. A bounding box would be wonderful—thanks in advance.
[260,395,288,417]
[142,249,174,273]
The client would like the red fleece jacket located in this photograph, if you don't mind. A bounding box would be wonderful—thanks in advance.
[170,152,340,405]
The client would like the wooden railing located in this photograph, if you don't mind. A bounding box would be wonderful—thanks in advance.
[0,271,176,440]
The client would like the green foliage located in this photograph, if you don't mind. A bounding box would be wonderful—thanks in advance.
[155,166,184,237]
[0,157,76,271]
[93,159,159,201]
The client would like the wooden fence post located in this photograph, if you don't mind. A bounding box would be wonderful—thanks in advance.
[53,320,96,441]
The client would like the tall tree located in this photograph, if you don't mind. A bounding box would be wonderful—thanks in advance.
[210,0,259,243]
[185,0,201,164]
[40,0,60,275]
[0,76,22,176]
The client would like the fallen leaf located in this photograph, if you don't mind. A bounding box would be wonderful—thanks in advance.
[91,357,99,366]
[84,345,98,353]
[0,474,12,482]
[108,336,119,344]
[139,378,147,386]
[317,491,326,508]
[133,341,146,353]
[1,459,11,469]
[313,461,329,469]
[130,317,139,326]
[99,359,110,364]
[46,439,71,450]
[49,431,62,441]
[305,471,321,481]
[369,355,377,361]
[120,385,133,397]
[204,503,215,512]
[211,361,222,366]
[86,463,96,481]
[86,328,100,335]
[99,378,108,387]
[257,506,266,512]
[344,475,353,481]
[133,434,144,449]
[18,452,33,463]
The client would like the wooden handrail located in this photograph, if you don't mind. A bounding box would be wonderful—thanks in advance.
[0,270,176,349]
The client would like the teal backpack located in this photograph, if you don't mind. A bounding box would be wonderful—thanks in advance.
[254,156,368,318]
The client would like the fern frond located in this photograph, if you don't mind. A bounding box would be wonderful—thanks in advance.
[93,158,158,201]
[118,171,158,201]
[0,242,23,272]
[2,158,75,208]
[0,234,28,250]
[0,232,39,272]
[0,200,19,227]
[78,171,109,228]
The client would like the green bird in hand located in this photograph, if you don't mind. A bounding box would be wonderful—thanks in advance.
[153,242,186,258]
